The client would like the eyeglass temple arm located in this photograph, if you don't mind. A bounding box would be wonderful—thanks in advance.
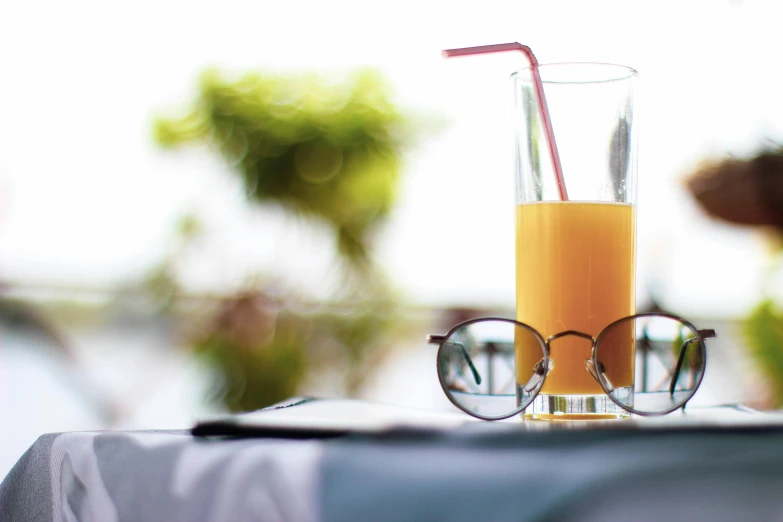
[669,329,716,397]
[427,335,482,385]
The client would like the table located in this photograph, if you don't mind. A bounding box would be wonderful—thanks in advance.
[4,406,783,521]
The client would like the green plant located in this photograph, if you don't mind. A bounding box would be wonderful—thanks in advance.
[155,68,411,266]
[153,68,418,411]
[744,299,783,406]
[686,149,783,407]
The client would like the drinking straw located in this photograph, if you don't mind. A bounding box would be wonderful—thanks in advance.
[443,43,568,201]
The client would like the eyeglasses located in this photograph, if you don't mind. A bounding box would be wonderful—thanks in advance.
[427,313,717,420]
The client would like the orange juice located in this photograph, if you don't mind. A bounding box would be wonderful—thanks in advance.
[515,201,635,395]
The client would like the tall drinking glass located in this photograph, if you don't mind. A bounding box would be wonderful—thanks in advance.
[513,63,638,420]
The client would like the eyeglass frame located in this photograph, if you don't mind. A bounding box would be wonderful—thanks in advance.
[427,312,717,420]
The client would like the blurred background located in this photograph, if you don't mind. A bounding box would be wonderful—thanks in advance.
[3,0,783,479]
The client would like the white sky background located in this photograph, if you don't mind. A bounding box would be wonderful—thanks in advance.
[0,0,781,318]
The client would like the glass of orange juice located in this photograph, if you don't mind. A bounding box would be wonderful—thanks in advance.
[512,63,638,420]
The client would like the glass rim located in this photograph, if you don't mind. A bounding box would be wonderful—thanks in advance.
[511,62,639,85]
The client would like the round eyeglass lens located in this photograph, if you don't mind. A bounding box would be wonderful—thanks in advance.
[436,319,547,420]
[595,314,706,415]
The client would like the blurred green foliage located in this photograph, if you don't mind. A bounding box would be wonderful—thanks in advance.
[685,149,783,409]
[192,291,398,412]
[155,68,410,265]
[744,299,783,407]
[153,68,417,411]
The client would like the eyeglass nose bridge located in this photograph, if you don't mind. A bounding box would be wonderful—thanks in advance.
[544,330,597,352]
[544,330,614,391]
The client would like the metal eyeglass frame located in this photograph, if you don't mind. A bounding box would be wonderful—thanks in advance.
[427,313,717,420]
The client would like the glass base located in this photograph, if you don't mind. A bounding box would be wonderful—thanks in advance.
[519,386,634,421]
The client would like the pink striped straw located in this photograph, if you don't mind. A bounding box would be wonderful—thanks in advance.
[443,42,568,201]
